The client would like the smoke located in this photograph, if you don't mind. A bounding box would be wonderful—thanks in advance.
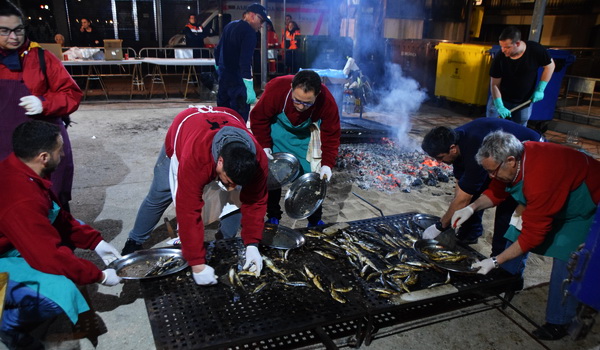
[371,62,428,150]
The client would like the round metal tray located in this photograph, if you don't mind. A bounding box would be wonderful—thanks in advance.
[413,239,479,274]
[261,223,306,249]
[412,213,440,230]
[108,248,188,280]
[267,153,300,190]
[284,172,327,220]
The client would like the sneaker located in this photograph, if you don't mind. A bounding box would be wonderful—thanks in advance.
[307,220,325,228]
[166,237,181,246]
[266,217,279,225]
[532,323,569,341]
[121,238,143,256]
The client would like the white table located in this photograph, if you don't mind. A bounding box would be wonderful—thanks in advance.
[63,59,144,100]
[140,58,216,98]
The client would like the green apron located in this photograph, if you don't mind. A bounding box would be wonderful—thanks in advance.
[0,201,90,324]
[271,90,315,174]
[504,173,595,262]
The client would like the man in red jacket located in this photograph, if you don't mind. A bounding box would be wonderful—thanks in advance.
[166,106,269,285]
[0,121,121,348]
[250,70,341,227]
[452,130,600,340]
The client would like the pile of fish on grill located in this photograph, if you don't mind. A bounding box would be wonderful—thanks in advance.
[223,221,468,304]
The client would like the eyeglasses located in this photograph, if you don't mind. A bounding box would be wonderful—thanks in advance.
[0,26,25,37]
[489,161,504,177]
[256,14,266,24]
[291,97,315,108]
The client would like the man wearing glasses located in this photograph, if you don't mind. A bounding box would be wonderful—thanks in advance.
[214,3,271,122]
[420,118,541,255]
[250,70,341,227]
[453,130,600,340]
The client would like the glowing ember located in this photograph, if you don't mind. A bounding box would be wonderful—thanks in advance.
[336,141,453,193]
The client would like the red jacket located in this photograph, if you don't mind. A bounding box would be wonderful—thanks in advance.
[165,107,268,266]
[250,75,341,168]
[0,42,82,117]
[0,154,103,285]
[484,142,600,253]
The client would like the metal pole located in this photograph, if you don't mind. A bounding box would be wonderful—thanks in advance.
[261,0,268,89]
[464,0,473,43]
[529,0,547,42]
[155,0,163,47]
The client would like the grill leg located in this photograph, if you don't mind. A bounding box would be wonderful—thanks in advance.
[313,326,338,350]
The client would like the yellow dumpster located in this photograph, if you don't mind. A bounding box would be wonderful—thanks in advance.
[434,43,493,106]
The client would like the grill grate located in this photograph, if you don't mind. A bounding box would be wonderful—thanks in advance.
[141,213,519,349]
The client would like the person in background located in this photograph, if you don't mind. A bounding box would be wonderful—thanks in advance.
[283,21,300,73]
[420,118,542,255]
[0,120,122,349]
[0,0,82,211]
[214,3,272,122]
[281,14,292,44]
[250,70,340,227]
[54,33,65,47]
[452,130,600,341]
[165,106,268,285]
[77,18,102,47]
[486,26,555,126]
[182,14,207,48]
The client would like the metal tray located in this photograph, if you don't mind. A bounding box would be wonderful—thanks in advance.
[413,239,479,274]
[267,153,300,190]
[284,172,327,220]
[412,213,440,230]
[109,248,188,280]
[260,223,306,249]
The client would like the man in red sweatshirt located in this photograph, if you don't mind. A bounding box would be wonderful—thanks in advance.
[166,106,269,285]
[0,121,121,348]
[250,70,340,227]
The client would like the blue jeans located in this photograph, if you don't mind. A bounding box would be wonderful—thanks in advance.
[486,96,533,126]
[501,249,579,326]
[1,280,63,333]
[128,146,241,244]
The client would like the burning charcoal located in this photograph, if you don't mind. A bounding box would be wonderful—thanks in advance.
[402,187,411,193]
[425,173,437,186]
[435,168,449,182]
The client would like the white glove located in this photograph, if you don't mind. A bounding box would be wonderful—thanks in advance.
[471,258,496,275]
[18,95,43,115]
[451,206,475,230]
[263,148,274,160]
[319,165,332,182]
[192,265,218,285]
[243,245,263,276]
[422,224,442,240]
[94,240,122,266]
[100,269,122,286]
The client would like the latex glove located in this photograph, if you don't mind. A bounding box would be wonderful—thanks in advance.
[493,97,511,119]
[94,240,122,266]
[422,224,442,240]
[451,206,475,230]
[471,258,495,275]
[263,148,274,160]
[243,245,263,276]
[100,269,122,286]
[530,80,548,103]
[192,265,218,285]
[243,78,256,105]
[319,165,332,182]
[18,95,43,115]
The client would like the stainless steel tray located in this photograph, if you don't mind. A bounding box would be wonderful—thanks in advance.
[413,239,479,274]
[267,153,300,190]
[412,213,440,230]
[261,223,306,249]
[284,172,327,220]
[109,248,188,280]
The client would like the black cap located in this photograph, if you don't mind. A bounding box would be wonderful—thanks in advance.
[246,3,272,27]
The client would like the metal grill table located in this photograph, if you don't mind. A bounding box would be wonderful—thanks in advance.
[141,213,520,349]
